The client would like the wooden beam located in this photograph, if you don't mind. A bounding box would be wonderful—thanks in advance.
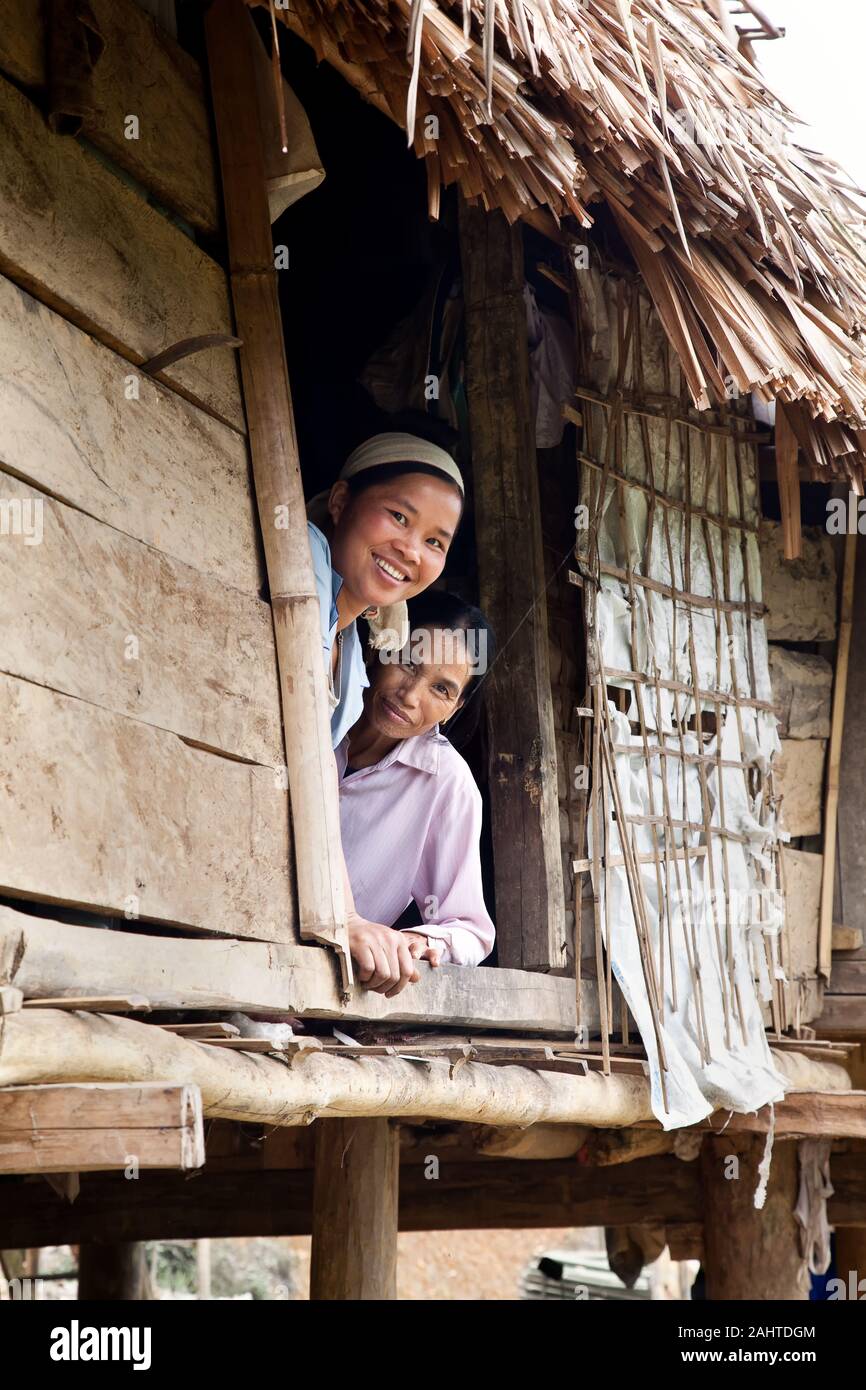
[0,75,242,429]
[0,907,579,1033]
[0,1083,204,1175]
[820,531,857,978]
[817,994,866,1034]
[206,0,350,980]
[701,1135,807,1299]
[0,273,260,594]
[775,401,802,560]
[1,1148,864,1247]
[0,675,296,942]
[832,926,863,952]
[311,1119,399,1299]
[0,469,282,765]
[0,0,219,233]
[459,196,565,970]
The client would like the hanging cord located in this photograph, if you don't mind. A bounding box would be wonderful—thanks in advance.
[268,0,289,153]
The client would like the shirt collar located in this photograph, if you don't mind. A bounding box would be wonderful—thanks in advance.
[337,725,447,779]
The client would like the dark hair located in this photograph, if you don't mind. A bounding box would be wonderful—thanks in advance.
[344,461,464,524]
[402,589,496,747]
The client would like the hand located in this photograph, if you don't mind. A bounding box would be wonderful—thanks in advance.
[347,916,422,997]
[400,931,443,968]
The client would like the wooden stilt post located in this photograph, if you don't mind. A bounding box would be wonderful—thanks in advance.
[78,1242,147,1300]
[458,196,566,971]
[701,1136,807,1300]
[310,1119,399,1300]
[834,1227,866,1300]
[205,0,351,984]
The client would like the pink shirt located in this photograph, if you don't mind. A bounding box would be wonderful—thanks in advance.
[336,728,495,965]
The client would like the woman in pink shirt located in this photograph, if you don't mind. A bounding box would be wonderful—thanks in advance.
[338,591,496,993]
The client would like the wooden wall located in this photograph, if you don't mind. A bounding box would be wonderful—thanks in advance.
[0,0,298,942]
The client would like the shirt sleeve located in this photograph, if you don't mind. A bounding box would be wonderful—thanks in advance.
[406,763,495,966]
[307,521,334,657]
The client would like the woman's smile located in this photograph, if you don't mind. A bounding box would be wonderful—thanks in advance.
[378,694,414,727]
[372,552,411,585]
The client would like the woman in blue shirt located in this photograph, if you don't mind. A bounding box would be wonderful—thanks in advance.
[307,432,465,994]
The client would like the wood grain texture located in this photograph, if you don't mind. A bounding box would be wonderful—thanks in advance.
[0,0,219,232]
[701,1135,807,1299]
[311,1119,399,1299]
[0,470,281,764]
[0,1082,204,1174]
[0,74,241,427]
[0,273,259,592]
[1,1149,866,1247]
[0,907,579,1032]
[459,196,565,971]
[0,674,296,941]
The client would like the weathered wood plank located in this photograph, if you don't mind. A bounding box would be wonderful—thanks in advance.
[782,847,821,981]
[816,994,866,1033]
[759,520,836,641]
[769,646,832,739]
[0,471,281,764]
[826,962,866,994]
[0,0,41,85]
[0,907,578,1032]
[775,739,825,837]
[0,675,296,941]
[0,274,259,593]
[0,0,219,233]
[459,196,565,971]
[0,74,242,428]
[0,1082,204,1174]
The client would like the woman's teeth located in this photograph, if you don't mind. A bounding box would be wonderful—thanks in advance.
[375,557,407,582]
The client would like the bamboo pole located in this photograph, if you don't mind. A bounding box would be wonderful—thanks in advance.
[819,530,857,979]
[205,0,351,985]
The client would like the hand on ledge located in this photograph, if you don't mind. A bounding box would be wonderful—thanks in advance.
[400,931,443,969]
[347,916,423,998]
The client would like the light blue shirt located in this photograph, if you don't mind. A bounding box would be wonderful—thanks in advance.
[308,521,369,749]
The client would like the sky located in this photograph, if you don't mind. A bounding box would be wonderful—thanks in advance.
[750,0,866,189]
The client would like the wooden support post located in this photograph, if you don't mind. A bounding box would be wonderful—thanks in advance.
[205,0,351,983]
[700,1136,807,1300]
[310,1119,399,1300]
[458,196,566,970]
[78,1242,147,1300]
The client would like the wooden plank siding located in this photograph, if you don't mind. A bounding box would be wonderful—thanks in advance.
[0,273,259,593]
[0,470,282,764]
[0,0,219,234]
[0,675,296,941]
[0,73,242,429]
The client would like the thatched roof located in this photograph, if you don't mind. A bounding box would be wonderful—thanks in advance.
[274,0,866,483]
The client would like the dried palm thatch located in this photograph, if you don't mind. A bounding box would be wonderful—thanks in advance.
[266,0,866,484]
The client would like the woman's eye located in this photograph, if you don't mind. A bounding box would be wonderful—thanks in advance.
[389,510,407,525]
[427,537,443,550]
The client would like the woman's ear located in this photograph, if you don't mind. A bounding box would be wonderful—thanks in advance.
[328,480,350,528]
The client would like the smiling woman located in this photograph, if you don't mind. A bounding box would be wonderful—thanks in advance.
[337,590,497,976]
[306,432,464,748]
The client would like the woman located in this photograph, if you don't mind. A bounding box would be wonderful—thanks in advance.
[308,432,466,992]
[308,432,465,747]
[337,591,496,994]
